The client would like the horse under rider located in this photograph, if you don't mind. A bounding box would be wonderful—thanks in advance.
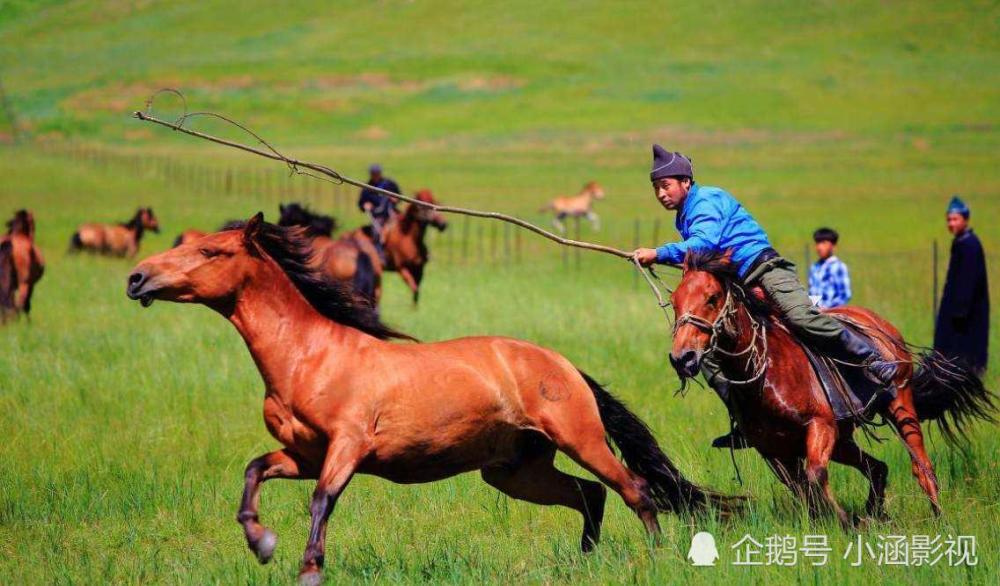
[357,163,401,259]
[632,145,898,450]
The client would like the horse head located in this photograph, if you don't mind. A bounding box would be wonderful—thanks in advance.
[128,213,267,312]
[584,181,605,201]
[6,209,34,238]
[668,249,739,379]
[139,207,160,233]
[411,190,447,232]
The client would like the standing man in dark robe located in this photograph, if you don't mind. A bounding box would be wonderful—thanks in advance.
[935,196,990,374]
[358,163,401,259]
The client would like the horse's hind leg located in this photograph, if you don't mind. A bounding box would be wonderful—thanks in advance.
[586,211,600,231]
[831,438,889,521]
[553,431,661,538]
[804,420,852,529]
[552,214,566,233]
[885,390,941,515]
[481,440,607,552]
[765,455,807,502]
[237,449,316,564]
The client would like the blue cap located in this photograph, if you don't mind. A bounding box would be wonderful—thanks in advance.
[947,195,970,219]
[369,163,382,174]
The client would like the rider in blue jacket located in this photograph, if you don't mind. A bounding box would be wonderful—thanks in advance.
[633,145,898,449]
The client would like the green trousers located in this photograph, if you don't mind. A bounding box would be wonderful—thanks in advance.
[701,257,847,387]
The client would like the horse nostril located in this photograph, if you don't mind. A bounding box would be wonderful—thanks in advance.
[128,271,146,290]
[670,350,699,374]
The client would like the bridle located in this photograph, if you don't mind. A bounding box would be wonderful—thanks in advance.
[673,282,768,386]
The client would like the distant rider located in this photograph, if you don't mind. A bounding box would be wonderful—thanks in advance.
[632,145,898,449]
[357,163,401,259]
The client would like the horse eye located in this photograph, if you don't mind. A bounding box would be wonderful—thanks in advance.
[707,294,720,307]
[199,248,218,258]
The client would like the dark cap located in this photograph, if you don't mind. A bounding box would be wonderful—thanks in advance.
[650,144,693,182]
[369,163,383,174]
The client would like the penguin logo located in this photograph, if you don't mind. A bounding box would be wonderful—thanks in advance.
[688,531,719,566]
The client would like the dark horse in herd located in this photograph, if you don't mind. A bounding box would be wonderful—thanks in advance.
[127,214,740,584]
[669,250,995,527]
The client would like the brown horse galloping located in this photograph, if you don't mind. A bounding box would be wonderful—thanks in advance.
[127,215,740,585]
[669,250,996,527]
[348,189,447,305]
[1,209,45,317]
[71,207,160,257]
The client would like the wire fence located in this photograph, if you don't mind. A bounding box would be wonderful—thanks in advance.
[46,144,996,331]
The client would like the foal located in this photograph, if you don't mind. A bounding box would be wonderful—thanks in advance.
[539,181,605,233]
[127,214,739,584]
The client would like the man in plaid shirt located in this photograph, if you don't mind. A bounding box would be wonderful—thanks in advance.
[808,227,852,309]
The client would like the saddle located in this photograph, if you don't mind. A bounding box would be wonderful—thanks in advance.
[747,286,881,422]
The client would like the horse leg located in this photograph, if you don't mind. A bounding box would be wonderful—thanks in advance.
[885,391,941,516]
[398,267,419,305]
[554,433,661,539]
[831,439,890,521]
[237,449,316,564]
[586,211,600,231]
[481,442,607,552]
[765,455,807,502]
[552,215,566,233]
[411,264,424,306]
[298,437,365,586]
[804,420,852,529]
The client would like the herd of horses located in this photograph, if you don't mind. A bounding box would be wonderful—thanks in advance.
[4,176,996,584]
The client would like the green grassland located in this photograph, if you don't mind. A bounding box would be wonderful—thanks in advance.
[1,1,998,584]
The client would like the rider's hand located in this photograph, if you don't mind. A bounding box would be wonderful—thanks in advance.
[632,247,658,267]
[362,202,373,212]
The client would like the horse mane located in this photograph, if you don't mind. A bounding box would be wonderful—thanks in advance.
[685,249,772,317]
[5,210,32,237]
[278,203,337,237]
[122,208,148,231]
[226,220,412,341]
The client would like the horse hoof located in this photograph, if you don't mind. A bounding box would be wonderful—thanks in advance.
[298,570,323,586]
[254,529,277,564]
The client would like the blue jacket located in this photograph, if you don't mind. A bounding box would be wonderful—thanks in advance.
[358,178,401,220]
[655,183,772,277]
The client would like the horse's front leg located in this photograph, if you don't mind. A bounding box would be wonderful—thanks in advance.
[238,449,315,564]
[398,267,419,305]
[299,436,366,586]
[586,211,600,231]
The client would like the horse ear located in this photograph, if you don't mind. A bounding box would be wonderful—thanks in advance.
[279,203,286,214]
[243,212,264,245]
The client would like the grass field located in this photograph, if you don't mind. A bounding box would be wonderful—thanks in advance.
[1,1,998,584]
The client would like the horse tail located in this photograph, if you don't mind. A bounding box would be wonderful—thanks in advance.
[68,231,82,252]
[352,248,378,307]
[579,370,746,516]
[911,351,997,445]
[538,202,554,213]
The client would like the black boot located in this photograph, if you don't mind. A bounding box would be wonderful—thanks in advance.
[837,329,898,409]
[712,427,750,449]
[705,378,751,449]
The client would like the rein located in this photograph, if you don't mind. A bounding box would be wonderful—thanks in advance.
[674,284,768,386]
